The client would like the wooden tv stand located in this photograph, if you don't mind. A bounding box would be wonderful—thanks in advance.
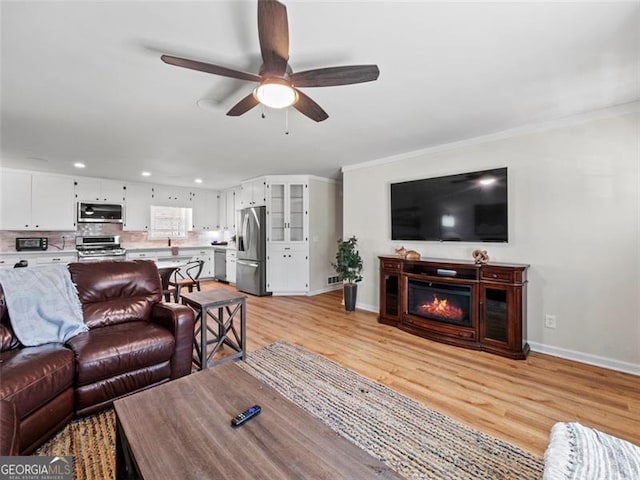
[379,256,530,359]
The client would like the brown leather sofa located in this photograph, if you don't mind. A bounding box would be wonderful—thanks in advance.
[0,260,195,454]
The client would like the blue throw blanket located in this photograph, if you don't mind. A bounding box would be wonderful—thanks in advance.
[0,265,87,346]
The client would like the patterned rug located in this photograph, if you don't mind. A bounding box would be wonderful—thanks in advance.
[36,341,543,479]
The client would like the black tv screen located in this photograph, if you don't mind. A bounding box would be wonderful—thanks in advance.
[391,168,508,242]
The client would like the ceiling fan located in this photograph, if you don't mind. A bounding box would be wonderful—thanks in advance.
[161,0,379,122]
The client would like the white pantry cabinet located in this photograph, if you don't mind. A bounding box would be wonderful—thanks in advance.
[266,179,308,244]
[266,244,308,294]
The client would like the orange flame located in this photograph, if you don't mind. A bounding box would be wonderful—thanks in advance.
[418,295,464,321]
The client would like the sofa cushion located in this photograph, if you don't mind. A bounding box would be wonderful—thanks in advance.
[66,321,176,386]
[68,260,162,328]
[0,344,74,419]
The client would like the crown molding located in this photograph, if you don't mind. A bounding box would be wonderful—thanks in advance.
[342,101,640,173]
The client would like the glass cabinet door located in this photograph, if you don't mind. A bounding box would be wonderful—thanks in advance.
[269,183,285,242]
[288,183,305,242]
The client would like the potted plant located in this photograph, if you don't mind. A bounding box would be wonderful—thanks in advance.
[332,236,363,312]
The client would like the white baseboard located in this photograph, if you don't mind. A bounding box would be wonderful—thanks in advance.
[308,285,342,296]
[528,342,639,376]
[354,304,639,376]
[356,302,378,313]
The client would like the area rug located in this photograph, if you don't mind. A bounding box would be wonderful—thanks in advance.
[36,341,543,479]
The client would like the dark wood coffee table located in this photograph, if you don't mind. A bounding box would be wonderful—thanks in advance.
[114,363,404,480]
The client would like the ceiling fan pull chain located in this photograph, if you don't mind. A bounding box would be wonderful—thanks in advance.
[285,109,289,135]
[261,104,266,119]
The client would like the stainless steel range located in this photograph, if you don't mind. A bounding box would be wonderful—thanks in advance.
[76,235,126,262]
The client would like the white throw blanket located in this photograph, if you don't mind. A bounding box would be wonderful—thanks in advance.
[0,265,87,346]
[544,422,640,480]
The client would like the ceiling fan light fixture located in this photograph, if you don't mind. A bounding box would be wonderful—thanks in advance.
[254,79,297,109]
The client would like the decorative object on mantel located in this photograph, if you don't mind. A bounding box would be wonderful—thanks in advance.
[395,246,407,258]
[472,249,490,264]
[395,246,421,260]
[332,236,363,312]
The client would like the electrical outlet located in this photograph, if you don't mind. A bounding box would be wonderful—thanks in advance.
[544,314,557,329]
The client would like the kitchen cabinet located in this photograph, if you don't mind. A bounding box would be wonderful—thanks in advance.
[74,178,125,203]
[226,189,237,231]
[217,187,239,231]
[267,245,308,294]
[0,252,77,268]
[192,189,219,231]
[123,182,153,231]
[239,177,266,208]
[189,248,213,278]
[126,250,161,262]
[152,185,193,208]
[1,171,75,230]
[226,249,237,284]
[266,179,308,244]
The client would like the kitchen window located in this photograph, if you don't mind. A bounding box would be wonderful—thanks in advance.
[149,206,193,239]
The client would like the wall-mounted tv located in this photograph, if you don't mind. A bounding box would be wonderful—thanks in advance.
[391,167,508,242]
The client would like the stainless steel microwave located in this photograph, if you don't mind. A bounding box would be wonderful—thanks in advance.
[77,202,123,223]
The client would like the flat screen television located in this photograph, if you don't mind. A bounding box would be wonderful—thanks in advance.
[390,167,508,242]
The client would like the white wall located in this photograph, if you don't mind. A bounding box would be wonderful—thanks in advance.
[343,107,639,371]
[309,178,342,294]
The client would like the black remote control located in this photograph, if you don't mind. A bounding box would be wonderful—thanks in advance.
[231,405,261,427]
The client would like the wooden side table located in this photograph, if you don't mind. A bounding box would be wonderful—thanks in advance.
[180,289,247,369]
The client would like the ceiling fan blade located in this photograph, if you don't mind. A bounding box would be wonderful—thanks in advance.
[227,93,260,116]
[161,55,262,83]
[290,65,380,87]
[258,0,289,76]
[293,89,328,122]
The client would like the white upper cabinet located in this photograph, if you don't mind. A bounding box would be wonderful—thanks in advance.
[1,171,75,230]
[267,179,308,244]
[239,177,266,209]
[225,188,237,231]
[192,189,219,230]
[152,185,193,208]
[217,187,239,231]
[74,177,125,203]
[1,171,31,229]
[123,182,153,231]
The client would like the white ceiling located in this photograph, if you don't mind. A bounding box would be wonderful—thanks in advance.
[2,1,638,190]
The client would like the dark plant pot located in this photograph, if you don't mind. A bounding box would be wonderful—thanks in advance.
[343,283,358,312]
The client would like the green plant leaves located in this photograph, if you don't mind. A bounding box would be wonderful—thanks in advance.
[331,235,363,284]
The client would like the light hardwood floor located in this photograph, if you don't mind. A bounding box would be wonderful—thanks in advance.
[201,281,640,458]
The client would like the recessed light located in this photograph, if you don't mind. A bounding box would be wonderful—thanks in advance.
[141,171,152,177]
[74,162,86,168]
[194,178,203,184]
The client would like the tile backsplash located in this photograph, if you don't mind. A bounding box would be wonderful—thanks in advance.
[0,224,229,252]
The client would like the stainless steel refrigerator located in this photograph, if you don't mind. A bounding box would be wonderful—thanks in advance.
[236,206,269,296]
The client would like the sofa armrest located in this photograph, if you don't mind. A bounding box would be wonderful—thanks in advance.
[150,303,195,379]
[0,399,19,456]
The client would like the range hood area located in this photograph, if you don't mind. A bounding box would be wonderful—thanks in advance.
[77,202,124,223]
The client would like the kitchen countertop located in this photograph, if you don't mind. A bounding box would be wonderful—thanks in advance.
[0,245,237,256]
[125,245,236,252]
